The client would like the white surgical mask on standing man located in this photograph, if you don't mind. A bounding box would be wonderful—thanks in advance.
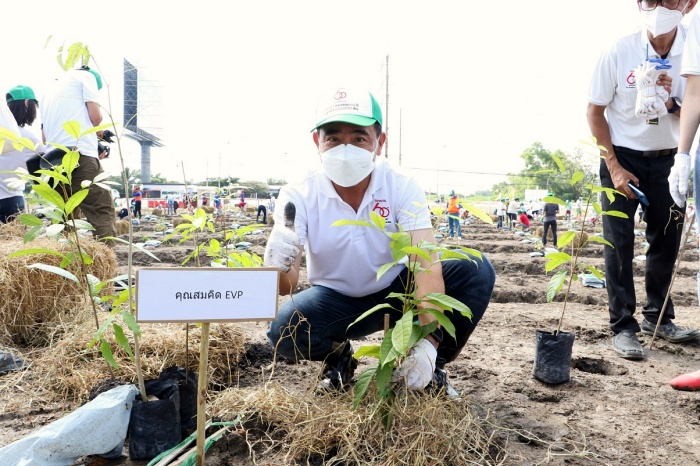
[642,2,688,38]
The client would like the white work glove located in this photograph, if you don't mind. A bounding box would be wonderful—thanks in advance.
[634,61,669,120]
[668,152,691,207]
[263,202,300,272]
[392,339,437,390]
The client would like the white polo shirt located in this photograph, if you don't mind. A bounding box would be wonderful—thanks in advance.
[589,27,687,151]
[275,157,431,297]
[682,12,700,76]
[41,69,100,159]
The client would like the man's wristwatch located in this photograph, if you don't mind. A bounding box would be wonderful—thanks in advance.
[669,96,682,114]
[428,327,444,344]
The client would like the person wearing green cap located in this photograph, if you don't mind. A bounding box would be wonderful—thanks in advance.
[40,66,115,244]
[2,85,44,222]
[264,87,496,397]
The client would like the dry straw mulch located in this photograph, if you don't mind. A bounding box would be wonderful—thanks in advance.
[210,383,508,466]
[0,224,117,347]
[0,316,247,411]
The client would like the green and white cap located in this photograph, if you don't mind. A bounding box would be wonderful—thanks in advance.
[313,87,383,131]
[6,85,38,105]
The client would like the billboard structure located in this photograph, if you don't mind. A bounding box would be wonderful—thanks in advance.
[123,59,164,183]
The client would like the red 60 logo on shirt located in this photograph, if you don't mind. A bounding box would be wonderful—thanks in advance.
[373,202,390,218]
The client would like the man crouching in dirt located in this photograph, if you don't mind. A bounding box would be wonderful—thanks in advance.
[264,87,496,396]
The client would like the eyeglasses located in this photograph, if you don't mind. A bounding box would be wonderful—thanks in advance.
[639,0,684,11]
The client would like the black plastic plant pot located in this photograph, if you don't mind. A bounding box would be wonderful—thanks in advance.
[128,378,182,460]
[532,330,575,384]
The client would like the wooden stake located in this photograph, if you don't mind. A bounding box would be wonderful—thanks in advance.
[384,313,390,335]
[196,322,210,466]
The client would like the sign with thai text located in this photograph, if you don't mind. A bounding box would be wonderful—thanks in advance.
[136,267,279,322]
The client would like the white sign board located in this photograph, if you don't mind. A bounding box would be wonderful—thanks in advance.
[136,268,279,322]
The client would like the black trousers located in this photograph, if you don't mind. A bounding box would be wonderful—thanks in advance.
[599,148,684,334]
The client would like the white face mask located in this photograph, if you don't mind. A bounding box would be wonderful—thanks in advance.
[321,144,376,187]
[642,5,685,38]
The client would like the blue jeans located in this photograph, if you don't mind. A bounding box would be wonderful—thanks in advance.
[448,215,461,237]
[0,196,24,223]
[268,254,496,364]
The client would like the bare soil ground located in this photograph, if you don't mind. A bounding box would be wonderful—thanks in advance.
[2,207,700,466]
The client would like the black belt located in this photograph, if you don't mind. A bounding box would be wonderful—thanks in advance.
[613,145,677,158]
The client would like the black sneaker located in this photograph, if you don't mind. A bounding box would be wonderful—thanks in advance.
[318,341,358,391]
[427,357,460,399]
[641,319,699,343]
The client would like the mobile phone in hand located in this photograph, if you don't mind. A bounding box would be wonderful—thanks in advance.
[628,182,649,206]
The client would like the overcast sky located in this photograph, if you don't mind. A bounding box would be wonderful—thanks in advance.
[1,0,681,195]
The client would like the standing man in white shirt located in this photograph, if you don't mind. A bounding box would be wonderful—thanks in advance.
[41,66,116,244]
[264,87,496,395]
[587,0,699,360]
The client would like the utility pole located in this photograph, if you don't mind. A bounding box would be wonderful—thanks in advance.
[385,54,389,159]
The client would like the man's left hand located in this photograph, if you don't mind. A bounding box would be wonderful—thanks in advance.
[392,339,437,390]
[668,152,691,207]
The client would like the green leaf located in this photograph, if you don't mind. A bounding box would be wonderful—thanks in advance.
[557,231,576,249]
[100,339,118,370]
[546,269,568,303]
[23,225,42,243]
[331,220,374,227]
[113,324,134,359]
[17,214,43,227]
[62,121,82,139]
[420,310,458,340]
[585,264,605,279]
[423,293,471,316]
[601,210,629,219]
[353,367,377,409]
[33,184,65,209]
[586,235,613,247]
[64,189,90,216]
[551,152,566,173]
[375,362,394,396]
[571,171,585,184]
[354,345,380,359]
[379,331,398,367]
[401,246,433,263]
[376,262,396,281]
[8,248,65,259]
[545,252,571,273]
[461,202,493,225]
[347,303,394,330]
[26,263,78,282]
[121,309,141,337]
[391,312,414,356]
[370,210,386,230]
[407,323,423,349]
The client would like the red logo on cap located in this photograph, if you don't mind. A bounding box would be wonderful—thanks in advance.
[335,90,347,100]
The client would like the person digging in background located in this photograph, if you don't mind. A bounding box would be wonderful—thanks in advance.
[587,0,699,361]
[264,87,496,396]
[541,194,559,248]
[446,190,461,238]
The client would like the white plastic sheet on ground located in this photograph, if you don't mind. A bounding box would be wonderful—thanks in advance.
[0,384,139,466]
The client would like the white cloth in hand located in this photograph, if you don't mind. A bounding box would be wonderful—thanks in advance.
[634,61,669,120]
[392,338,437,390]
[263,224,300,272]
[668,152,691,207]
